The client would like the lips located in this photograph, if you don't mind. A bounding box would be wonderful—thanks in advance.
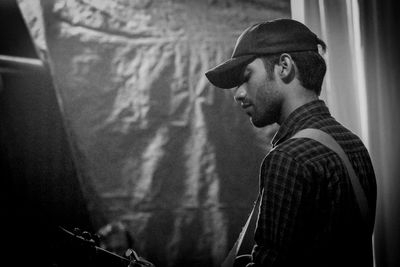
[241,102,252,109]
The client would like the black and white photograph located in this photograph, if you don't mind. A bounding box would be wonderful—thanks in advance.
[1,1,399,266]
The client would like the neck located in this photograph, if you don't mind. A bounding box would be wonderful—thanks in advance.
[278,88,318,125]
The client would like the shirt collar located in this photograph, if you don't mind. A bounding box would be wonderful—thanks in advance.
[271,100,331,147]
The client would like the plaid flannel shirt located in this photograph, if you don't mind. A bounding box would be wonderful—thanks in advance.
[249,100,376,267]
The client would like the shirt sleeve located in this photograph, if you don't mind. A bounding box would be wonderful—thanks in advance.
[249,149,313,266]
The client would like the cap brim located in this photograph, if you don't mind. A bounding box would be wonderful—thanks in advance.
[205,55,256,89]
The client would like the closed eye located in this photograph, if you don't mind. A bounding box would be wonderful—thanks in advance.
[242,74,250,83]
[240,70,251,85]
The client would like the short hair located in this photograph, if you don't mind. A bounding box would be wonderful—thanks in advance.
[261,38,327,95]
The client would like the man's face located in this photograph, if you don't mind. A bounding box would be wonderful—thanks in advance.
[233,58,282,127]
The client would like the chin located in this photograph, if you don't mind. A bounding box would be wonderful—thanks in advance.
[250,118,271,128]
[250,111,279,128]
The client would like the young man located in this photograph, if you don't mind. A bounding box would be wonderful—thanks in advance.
[205,19,376,267]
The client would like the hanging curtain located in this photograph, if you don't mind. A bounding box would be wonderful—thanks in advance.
[291,0,368,141]
[291,1,400,267]
[359,1,400,267]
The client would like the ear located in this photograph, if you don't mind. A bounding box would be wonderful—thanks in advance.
[277,53,296,83]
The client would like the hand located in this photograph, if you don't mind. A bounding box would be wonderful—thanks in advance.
[125,249,155,267]
[234,254,252,267]
[128,257,155,267]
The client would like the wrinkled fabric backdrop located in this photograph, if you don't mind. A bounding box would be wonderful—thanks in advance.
[18,0,289,266]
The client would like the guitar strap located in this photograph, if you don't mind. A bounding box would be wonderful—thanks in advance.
[291,128,371,226]
[221,128,371,267]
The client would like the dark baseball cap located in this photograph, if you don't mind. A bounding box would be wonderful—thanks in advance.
[205,18,319,89]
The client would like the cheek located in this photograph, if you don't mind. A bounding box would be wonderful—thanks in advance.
[254,82,269,106]
[250,79,266,100]
[255,84,281,118]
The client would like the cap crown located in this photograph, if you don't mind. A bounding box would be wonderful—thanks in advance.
[232,19,318,58]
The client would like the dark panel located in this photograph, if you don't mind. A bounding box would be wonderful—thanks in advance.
[0,65,94,265]
[0,0,38,58]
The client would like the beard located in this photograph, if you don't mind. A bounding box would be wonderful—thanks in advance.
[250,107,280,127]
[249,92,282,128]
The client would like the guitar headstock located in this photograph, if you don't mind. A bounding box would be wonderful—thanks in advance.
[56,226,131,267]
[56,226,153,267]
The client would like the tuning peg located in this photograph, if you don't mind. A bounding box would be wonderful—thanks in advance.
[73,227,82,236]
[81,231,92,241]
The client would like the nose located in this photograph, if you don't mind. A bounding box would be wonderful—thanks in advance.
[234,84,246,103]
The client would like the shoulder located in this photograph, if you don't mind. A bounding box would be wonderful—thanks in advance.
[261,136,341,186]
[303,117,368,154]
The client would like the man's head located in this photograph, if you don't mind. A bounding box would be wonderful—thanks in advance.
[205,18,326,90]
[205,18,327,127]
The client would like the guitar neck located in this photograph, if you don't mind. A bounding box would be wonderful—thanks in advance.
[91,246,131,266]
